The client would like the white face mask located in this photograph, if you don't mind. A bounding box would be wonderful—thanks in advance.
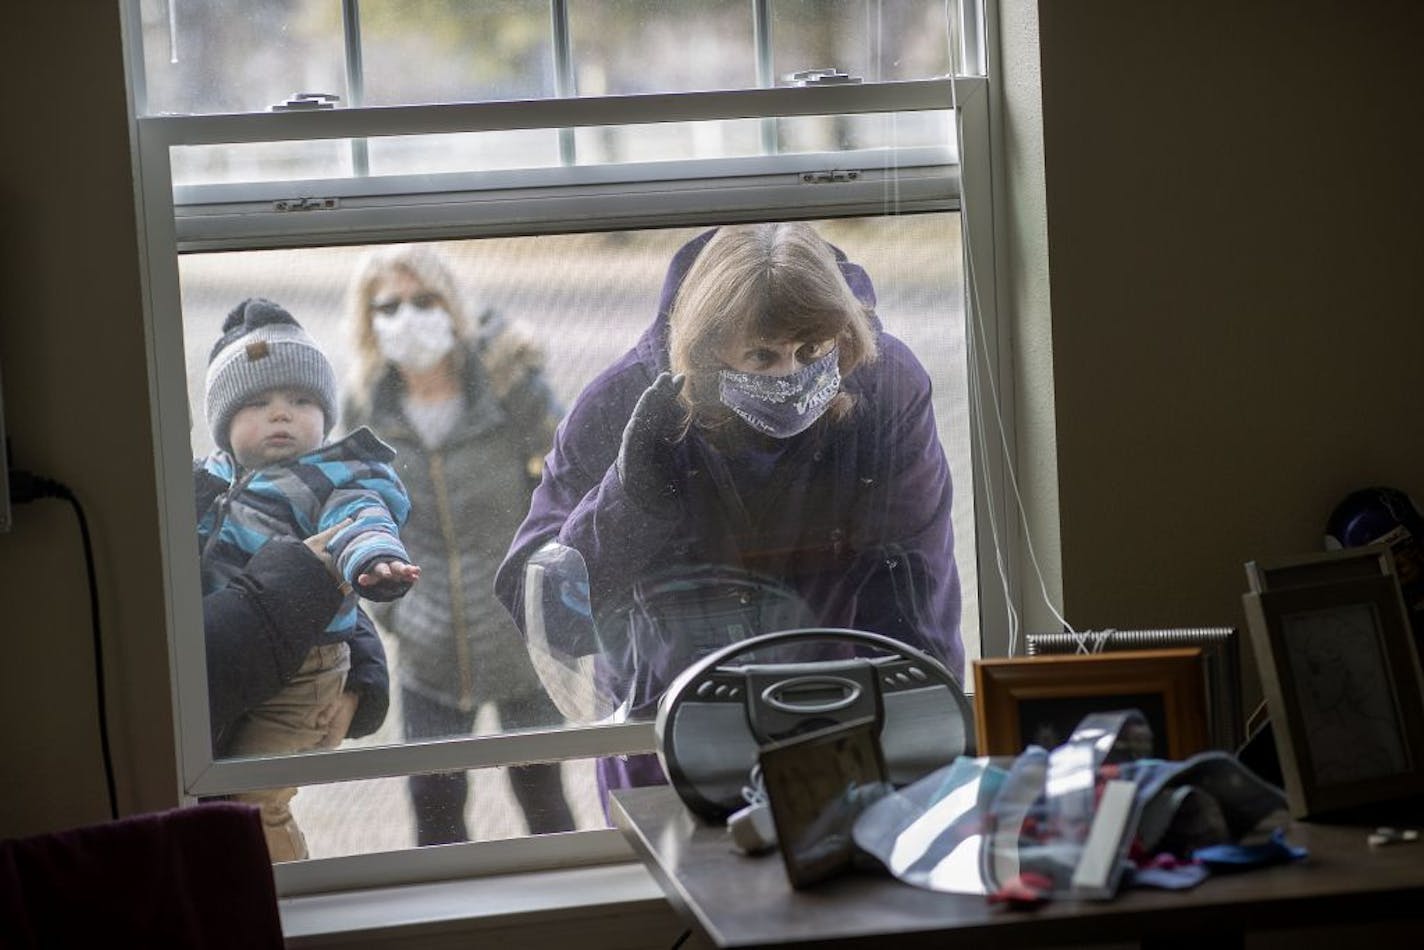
[371,303,456,372]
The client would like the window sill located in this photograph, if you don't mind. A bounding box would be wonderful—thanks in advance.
[280,861,681,949]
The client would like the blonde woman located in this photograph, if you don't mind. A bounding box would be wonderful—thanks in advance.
[343,244,573,843]
[496,223,962,811]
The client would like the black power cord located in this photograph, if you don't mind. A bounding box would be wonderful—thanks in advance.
[10,469,119,821]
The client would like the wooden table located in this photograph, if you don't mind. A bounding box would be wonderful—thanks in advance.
[610,785,1424,949]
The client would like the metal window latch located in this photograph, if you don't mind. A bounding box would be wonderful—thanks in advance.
[800,170,861,184]
[273,197,340,212]
[785,68,862,86]
[271,92,341,112]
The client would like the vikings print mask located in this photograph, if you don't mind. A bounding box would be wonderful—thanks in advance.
[717,346,841,438]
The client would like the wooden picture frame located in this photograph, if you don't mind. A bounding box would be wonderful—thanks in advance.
[972,648,1211,759]
[1026,628,1243,751]
[1242,557,1424,818]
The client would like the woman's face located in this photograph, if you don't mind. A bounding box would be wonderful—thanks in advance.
[367,268,458,374]
[714,332,836,376]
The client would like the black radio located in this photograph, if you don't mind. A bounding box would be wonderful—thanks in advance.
[655,628,974,821]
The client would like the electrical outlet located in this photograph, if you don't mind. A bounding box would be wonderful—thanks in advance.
[0,360,9,533]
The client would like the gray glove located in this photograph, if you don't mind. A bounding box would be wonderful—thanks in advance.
[616,371,687,513]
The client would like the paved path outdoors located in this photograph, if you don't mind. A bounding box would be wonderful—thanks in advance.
[292,634,608,858]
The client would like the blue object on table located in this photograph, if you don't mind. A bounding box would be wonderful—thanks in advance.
[1192,827,1306,871]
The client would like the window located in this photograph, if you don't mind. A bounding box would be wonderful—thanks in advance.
[124,0,1001,894]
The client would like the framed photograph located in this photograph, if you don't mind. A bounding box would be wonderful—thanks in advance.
[1246,545,1395,594]
[972,648,1211,759]
[1026,628,1243,751]
[758,716,888,889]
[1243,568,1424,818]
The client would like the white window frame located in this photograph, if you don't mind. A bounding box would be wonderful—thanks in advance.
[123,0,1010,897]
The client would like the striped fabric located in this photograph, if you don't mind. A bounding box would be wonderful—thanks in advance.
[196,426,411,637]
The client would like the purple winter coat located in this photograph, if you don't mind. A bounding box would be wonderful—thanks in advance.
[495,228,963,801]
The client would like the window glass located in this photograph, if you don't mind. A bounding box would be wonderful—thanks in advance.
[775,110,951,153]
[135,0,986,881]
[573,119,763,166]
[171,132,564,188]
[181,216,975,760]
[575,111,951,165]
[769,0,953,82]
[567,0,755,96]
[172,140,354,188]
[278,758,607,859]
[136,0,955,117]
[357,0,554,105]
[182,221,970,450]
[365,129,562,177]
[137,0,347,116]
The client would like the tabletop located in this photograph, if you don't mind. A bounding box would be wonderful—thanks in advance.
[610,784,1424,949]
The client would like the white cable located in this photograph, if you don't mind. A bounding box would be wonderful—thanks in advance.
[949,11,1018,652]
[946,3,1075,652]
[1069,628,1116,655]
[945,3,1019,652]
[741,763,768,807]
[966,245,1076,639]
[965,255,1020,649]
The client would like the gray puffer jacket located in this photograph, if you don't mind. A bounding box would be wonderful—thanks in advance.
[344,320,560,712]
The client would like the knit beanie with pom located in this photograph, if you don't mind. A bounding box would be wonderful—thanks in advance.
[204,297,338,453]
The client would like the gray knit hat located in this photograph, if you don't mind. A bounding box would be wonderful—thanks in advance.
[204,297,338,453]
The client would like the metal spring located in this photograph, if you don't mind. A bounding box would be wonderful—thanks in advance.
[1026,627,1234,655]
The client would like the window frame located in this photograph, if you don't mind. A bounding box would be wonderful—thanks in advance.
[123,0,1009,896]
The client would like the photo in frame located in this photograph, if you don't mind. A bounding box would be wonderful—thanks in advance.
[757,716,889,889]
[972,648,1211,759]
[1026,627,1243,751]
[1242,551,1424,818]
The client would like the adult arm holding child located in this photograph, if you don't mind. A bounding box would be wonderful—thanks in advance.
[205,519,390,752]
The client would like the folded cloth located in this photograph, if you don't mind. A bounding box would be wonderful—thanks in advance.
[0,802,283,949]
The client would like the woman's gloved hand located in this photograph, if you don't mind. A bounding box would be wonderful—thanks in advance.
[616,371,687,514]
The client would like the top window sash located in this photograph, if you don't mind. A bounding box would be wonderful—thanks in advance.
[139,79,964,147]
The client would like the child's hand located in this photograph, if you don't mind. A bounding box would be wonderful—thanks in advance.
[357,559,421,589]
[315,690,360,748]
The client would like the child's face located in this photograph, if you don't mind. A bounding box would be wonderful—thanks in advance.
[228,387,325,469]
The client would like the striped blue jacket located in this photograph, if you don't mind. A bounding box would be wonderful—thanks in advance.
[195,426,413,638]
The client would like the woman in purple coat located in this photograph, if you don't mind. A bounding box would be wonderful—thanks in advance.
[495,222,963,801]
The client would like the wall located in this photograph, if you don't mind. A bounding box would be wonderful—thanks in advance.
[1016,0,1424,707]
[0,2,177,836]
[3,0,1422,942]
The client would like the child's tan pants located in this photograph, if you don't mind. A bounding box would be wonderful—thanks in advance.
[226,641,350,863]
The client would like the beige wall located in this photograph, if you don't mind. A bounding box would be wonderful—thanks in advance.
[3,0,1423,933]
[0,2,177,837]
[1015,0,1424,707]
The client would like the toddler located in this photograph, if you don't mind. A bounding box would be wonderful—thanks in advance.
[195,296,419,861]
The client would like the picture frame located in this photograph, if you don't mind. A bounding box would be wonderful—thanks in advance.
[1242,555,1424,818]
[1246,545,1396,595]
[972,648,1211,759]
[757,716,888,889]
[1026,627,1243,751]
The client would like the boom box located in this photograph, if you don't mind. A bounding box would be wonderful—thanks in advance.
[655,628,974,822]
